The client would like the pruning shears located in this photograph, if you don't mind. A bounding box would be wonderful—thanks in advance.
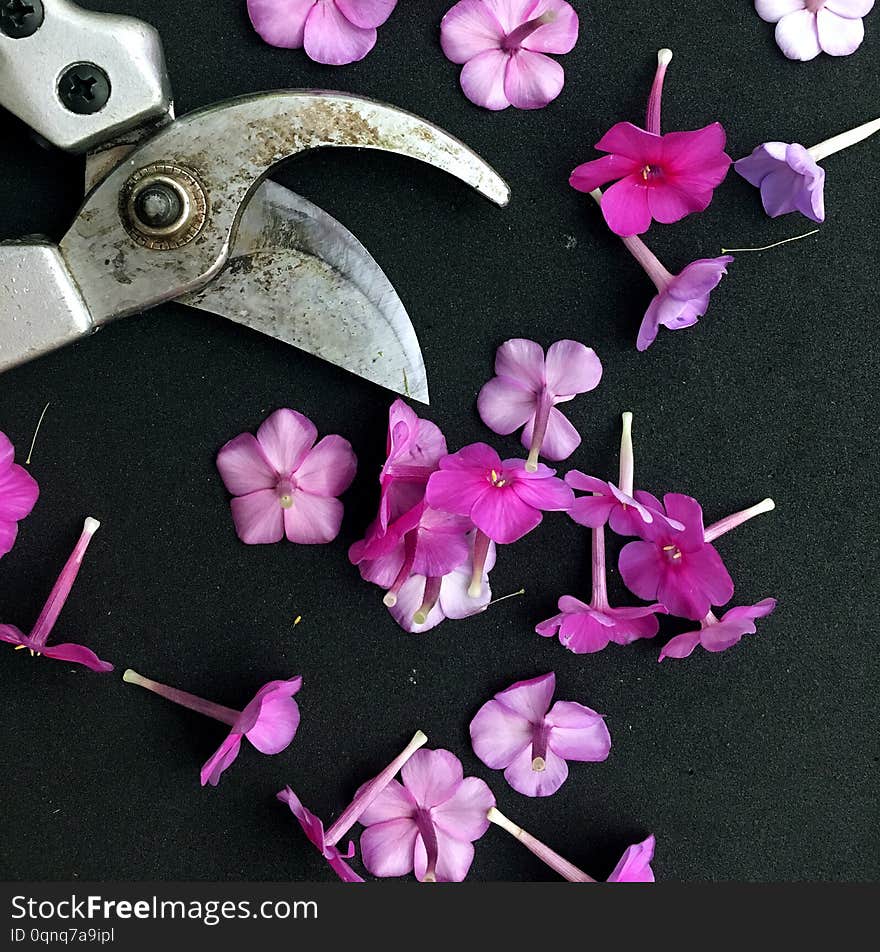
[0,0,510,403]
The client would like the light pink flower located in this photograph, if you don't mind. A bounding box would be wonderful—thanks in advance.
[756,0,874,61]
[470,673,611,797]
[123,670,302,787]
[0,518,112,673]
[0,429,39,560]
[659,598,777,661]
[247,0,398,65]
[441,0,579,110]
[358,748,495,882]
[217,408,356,546]
[477,339,602,470]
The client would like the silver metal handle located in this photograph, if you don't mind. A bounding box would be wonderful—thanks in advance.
[0,0,172,153]
[0,241,94,372]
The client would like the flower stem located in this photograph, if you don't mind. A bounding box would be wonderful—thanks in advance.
[383,531,418,607]
[413,576,442,625]
[502,11,556,50]
[591,523,610,611]
[526,388,553,472]
[619,411,634,496]
[646,49,672,136]
[468,531,491,598]
[324,730,428,848]
[703,497,775,543]
[29,518,100,648]
[415,809,440,883]
[122,670,241,726]
[808,116,880,163]
[487,808,596,883]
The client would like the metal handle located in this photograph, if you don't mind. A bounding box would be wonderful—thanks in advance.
[0,0,172,153]
[0,241,93,372]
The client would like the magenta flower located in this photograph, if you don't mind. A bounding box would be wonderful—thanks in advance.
[756,0,874,60]
[488,808,656,882]
[278,730,427,882]
[470,673,610,797]
[387,532,498,632]
[359,748,495,882]
[659,598,778,661]
[216,408,356,546]
[735,117,880,223]
[247,0,398,65]
[0,429,39,559]
[570,49,731,236]
[122,670,302,787]
[440,0,580,111]
[477,338,602,471]
[0,518,112,672]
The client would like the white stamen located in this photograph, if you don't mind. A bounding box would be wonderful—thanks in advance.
[83,517,101,535]
[487,807,522,838]
[657,48,673,66]
[722,230,819,254]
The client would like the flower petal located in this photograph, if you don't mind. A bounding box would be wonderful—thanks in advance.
[358,778,418,825]
[294,434,357,496]
[601,175,653,236]
[360,818,418,877]
[619,540,663,601]
[755,0,806,21]
[566,492,616,528]
[303,2,377,65]
[504,743,569,797]
[0,520,17,559]
[503,49,565,110]
[681,543,734,608]
[414,827,475,882]
[440,0,505,63]
[216,433,278,495]
[607,835,655,882]
[520,0,579,54]
[401,748,464,809]
[521,406,581,461]
[569,154,642,194]
[245,694,301,754]
[200,733,243,787]
[477,375,537,435]
[472,486,543,543]
[775,8,822,60]
[283,492,344,544]
[460,48,511,110]
[658,630,702,661]
[388,573,446,633]
[824,0,874,16]
[647,183,709,225]
[0,462,39,526]
[425,469,490,518]
[483,0,539,32]
[493,338,545,390]
[230,490,284,544]
[257,409,317,476]
[470,698,533,769]
[493,672,555,722]
[595,122,661,161]
[38,641,114,673]
[431,776,495,841]
[335,0,397,29]
[437,557,494,619]
[509,470,574,511]
[816,7,865,54]
[247,0,314,48]
[556,609,613,653]
[546,700,611,761]
[544,339,602,396]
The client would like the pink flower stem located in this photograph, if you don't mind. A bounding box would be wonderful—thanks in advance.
[415,809,440,883]
[526,388,553,472]
[122,670,240,726]
[413,576,442,625]
[591,522,610,612]
[323,730,428,848]
[468,530,492,599]
[382,464,435,481]
[502,11,556,50]
[531,722,550,772]
[619,411,634,496]
[383,531,418,608]
[703,497,775,543]
[487,808,596,883]
[646,49,673,136]
[29,517,100,648]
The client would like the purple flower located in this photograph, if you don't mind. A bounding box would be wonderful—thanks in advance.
[216,408,356,546]
[488,807,656,882]
[0,429,39,560]
[440,0,580,111]
[122,670,302,786]
[278,730,428,882]
[477,338,602,470]
[735,143,825,222]
[619,494,734,621]
[0,518,112,672]
[470,673,611,797]
[537,595,665,655]
[359,748,495,882]
[659,598,778,661]
[755,0,874,61]
[567,475,659,534]
[247,0,398,65]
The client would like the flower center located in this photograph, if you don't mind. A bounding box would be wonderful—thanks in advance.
[662,543,683,562]
[276,478,296,509]
[501,11,556,51]
[805,0,826,12]
[488,468,507,488]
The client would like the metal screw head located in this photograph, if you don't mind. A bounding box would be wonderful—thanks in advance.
[120,164,209,251]
[58,63,111,115]
[0,0,43,39]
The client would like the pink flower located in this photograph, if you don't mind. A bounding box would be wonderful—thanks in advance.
[358,748,495,882]
[441,0,580,111]
[0,518,112,673]
[122,670,302,787]
[659,598,778,661]
[0,429,39,559]
[756,0,874,61]
[247,0,398,65]
[570,50,731,236]
[477,339,602,471]
[488,807,656,882]
[278,730,428,882]
[470,673,611,797]
[216,408,356,546]
[426,443,573,545]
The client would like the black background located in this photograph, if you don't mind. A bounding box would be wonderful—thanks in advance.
[0,1,877,883]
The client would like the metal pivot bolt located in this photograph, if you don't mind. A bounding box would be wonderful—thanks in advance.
[0,0,43,38]
[120,164,209,250]
[58,63,111,115]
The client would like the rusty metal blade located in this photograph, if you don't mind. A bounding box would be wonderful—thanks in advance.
[180,181,429,403]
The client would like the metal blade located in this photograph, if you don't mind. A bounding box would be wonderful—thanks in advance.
[180,181,429,403]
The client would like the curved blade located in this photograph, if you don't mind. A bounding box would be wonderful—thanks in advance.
[180,180,429,403]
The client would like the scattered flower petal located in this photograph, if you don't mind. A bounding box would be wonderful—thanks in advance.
[755,0,874,60]
[659,598,778,660]
[0,429,39,560]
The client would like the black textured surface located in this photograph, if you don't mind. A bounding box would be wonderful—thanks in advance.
[1,1,878,882]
